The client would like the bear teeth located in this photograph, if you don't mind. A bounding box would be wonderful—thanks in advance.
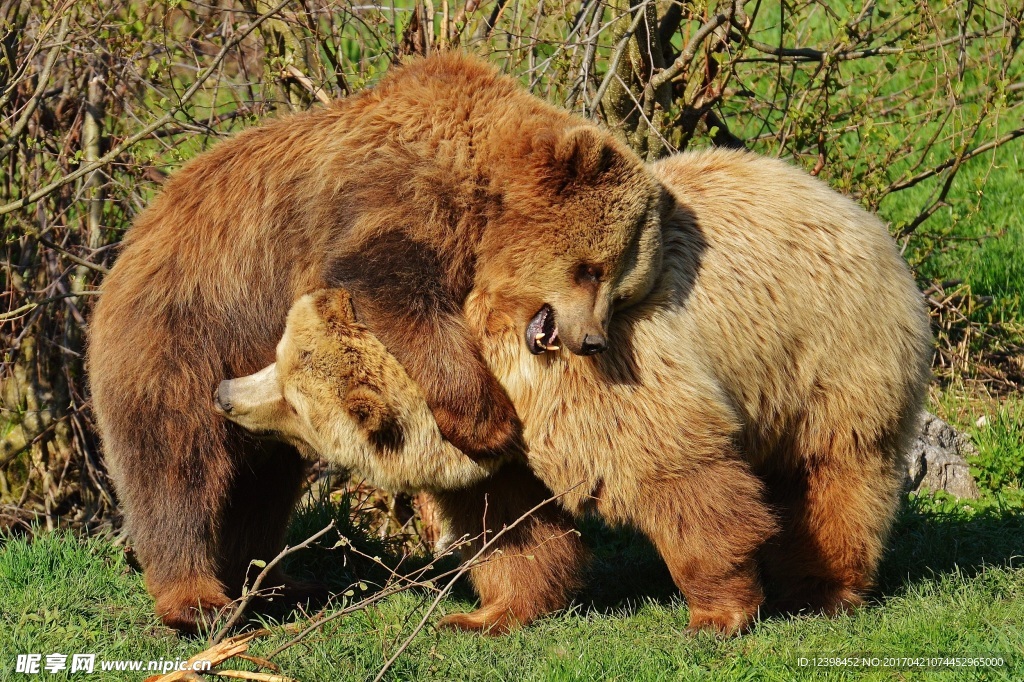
[526,305,560,354]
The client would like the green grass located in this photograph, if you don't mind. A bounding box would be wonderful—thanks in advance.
[892,142,1024,328]
[2,488,1024,681]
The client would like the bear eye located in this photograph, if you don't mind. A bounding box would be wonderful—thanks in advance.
[575,263,603,285]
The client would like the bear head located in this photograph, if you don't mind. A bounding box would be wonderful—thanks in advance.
[480,125,668,357]
[214,289,503,491]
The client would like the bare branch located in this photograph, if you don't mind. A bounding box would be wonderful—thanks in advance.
[372,483,581,681]
[0,0,292,218]
[0,7,71,160]
[211,521,336,644]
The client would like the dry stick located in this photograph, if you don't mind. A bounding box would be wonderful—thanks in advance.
[448,0,482,46]
[234,654,280,673]
[12,216,111,274]
[264,573,438,660]
[440,0,450,49]
[36,233,110,274]
[1,291,101,322]
[283,64,332,105]
[266,485,580,663]
[372,484,582,682]
[207,671,296,682]
[525,0,611,90]
[0,9,72,160]
[885,125,1024,196]
[898,18,1020,240]
[211,521,336,645]
[262,531,484,661]
[649,10,732,92]
[563,0,605,112]
[151,630,272,682]
[0,0,291,218]
[742,20,1018,63]
[0,0,70,110]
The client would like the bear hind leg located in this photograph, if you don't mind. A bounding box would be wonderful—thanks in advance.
[759,434,903,616]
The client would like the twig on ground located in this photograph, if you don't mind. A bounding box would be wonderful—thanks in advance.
[150,630,272,682]
[211,521,336,644]
[372,483,582,681]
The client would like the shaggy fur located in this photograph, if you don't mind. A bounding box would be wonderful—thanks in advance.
[462,149,932,633]
[224,149,931,635]
[86,52,663,631]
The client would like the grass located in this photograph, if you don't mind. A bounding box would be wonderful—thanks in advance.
[2,483,1024,681]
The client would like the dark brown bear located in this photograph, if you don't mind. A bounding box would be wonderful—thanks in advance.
[87,53,663,631]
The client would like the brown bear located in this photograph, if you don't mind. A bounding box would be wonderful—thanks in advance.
[86,52,664,631]
[219,149,932,635]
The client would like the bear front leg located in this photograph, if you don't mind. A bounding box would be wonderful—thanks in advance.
[329,237,523,460]
[343,297,523,460]
[430,462,588,634]
[636,458,777,636]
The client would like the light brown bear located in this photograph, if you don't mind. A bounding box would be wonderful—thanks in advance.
[213,288,511,493]
[87,53,664,632]
[220,149,932,635]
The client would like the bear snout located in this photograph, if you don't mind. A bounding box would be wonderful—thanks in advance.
[579,333,607,355]
[213,381,234,414]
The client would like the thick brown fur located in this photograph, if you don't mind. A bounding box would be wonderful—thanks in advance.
[86,53,663,631]
[459,149,931,633]
[233,149,931,634]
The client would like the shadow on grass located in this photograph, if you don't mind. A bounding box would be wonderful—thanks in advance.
[270,491,1024,627]
[230,491,457,629]
[876,495,1024,595]
[569,495,1024,619]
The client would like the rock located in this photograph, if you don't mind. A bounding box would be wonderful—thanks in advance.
[903,411,981,499]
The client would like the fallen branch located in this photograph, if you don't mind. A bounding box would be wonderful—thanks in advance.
[149,630,271,682]
[208,671,296,682]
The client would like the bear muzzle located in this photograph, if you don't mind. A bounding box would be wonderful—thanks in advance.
[213,363,282,420]
[526,304,609,356]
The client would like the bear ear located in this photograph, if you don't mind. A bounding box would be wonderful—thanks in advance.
[311,288,358,336]
[545,126,617,188]
[345,385,405,452]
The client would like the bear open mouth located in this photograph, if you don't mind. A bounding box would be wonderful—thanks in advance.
[526,304,560,354]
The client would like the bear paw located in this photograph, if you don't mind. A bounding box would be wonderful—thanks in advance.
[686,604,758,637]
[155,590,231,635]
[437,604,523,636]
